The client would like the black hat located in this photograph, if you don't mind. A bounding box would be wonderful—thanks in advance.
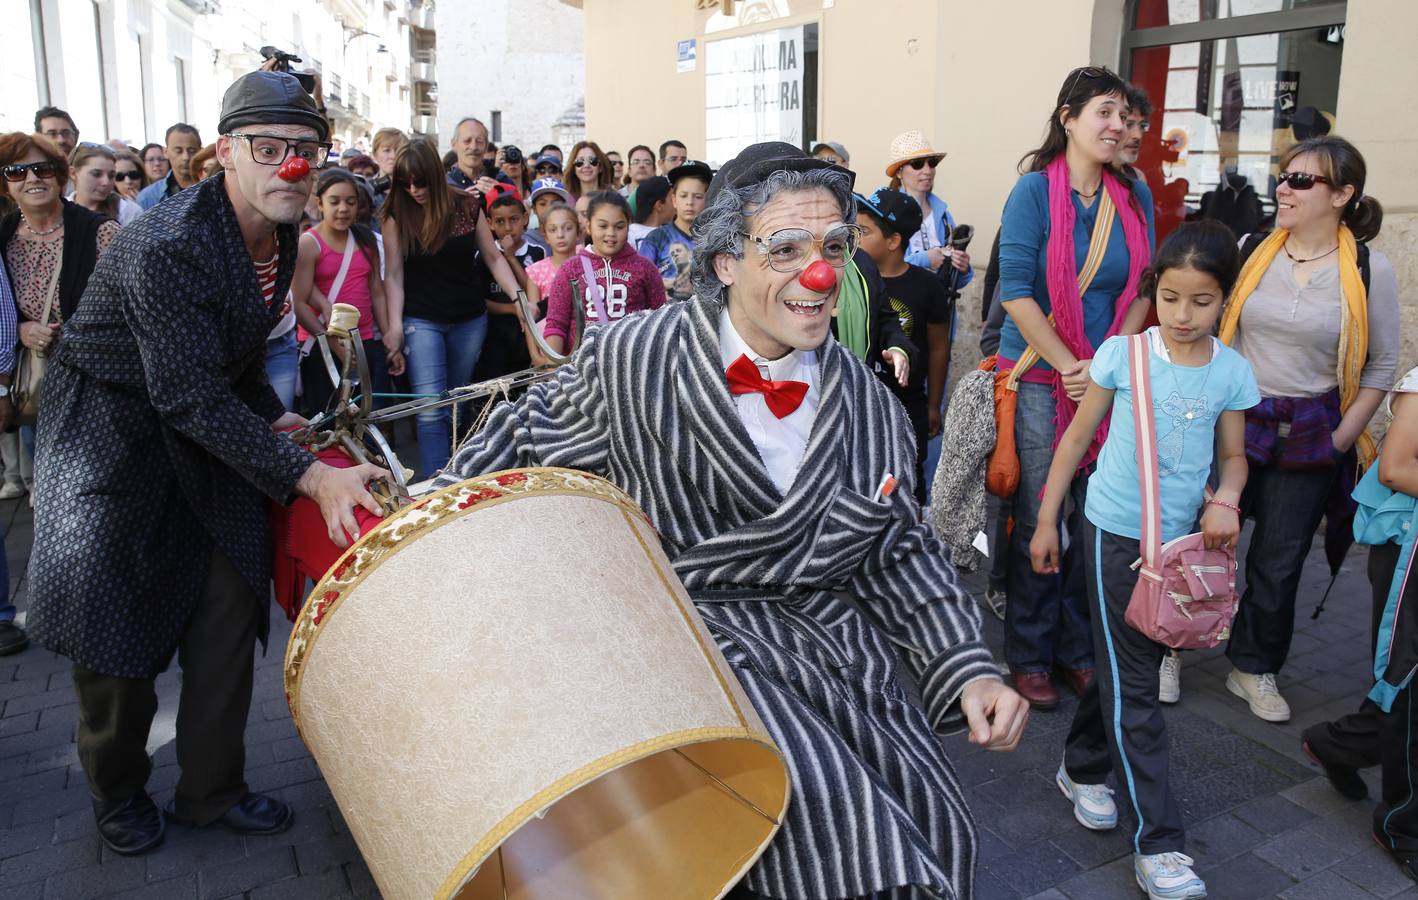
[705,141,854,206]
[855,188,923,240]
[218,71,329,142]
[668,160,713,186]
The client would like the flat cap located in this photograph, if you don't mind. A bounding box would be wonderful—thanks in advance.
[218,71,329,142]
[704,141,854,206]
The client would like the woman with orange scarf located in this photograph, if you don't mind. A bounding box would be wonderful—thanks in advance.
[1209,136,1398,722]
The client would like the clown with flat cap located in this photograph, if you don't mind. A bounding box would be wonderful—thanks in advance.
[27,70,388,856]
[438,141,1028,899]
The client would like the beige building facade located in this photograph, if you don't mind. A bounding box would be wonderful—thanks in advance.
[564,0,1418,372]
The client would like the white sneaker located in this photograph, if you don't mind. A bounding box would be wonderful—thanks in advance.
[982,588,1007,621]
[0,481,25,501]
[1056,762,1117,830]
[1226,670,1291,722]
[1159,652,1181,704]
[1135,851,1206,899]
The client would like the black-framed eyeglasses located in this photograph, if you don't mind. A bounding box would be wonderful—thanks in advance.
[740,224,861,273]
[1277,171,1333,191]
[2,161,59,183]
[114,170,144,181]
[228,133,332,168]
[908,156,943,171]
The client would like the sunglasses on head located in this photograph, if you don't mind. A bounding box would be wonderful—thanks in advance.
[404,175,429,190]
[907,156,943,171]
[1277,171,1333,191]
[2,161,58,183]
[1062,65,1110,102]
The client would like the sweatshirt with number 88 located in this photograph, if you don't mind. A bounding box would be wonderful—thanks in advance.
[543,244,667,348]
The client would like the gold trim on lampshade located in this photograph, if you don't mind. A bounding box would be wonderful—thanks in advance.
[285,468,790,899]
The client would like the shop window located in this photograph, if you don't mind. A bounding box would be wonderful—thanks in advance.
[1125,0,1345,242]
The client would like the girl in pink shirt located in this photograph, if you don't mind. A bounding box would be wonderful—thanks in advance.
[543,191,667,354]
[292,169,402,415]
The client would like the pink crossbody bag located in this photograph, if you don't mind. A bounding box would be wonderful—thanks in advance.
[1122,333,1239,649]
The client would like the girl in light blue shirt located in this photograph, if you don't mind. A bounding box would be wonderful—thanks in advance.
[1030,221,1260,900]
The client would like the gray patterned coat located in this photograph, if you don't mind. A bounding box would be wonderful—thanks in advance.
[27,175,315,679]
[437,297,1002,899]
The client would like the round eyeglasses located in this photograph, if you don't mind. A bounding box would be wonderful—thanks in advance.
[740,224,861,273]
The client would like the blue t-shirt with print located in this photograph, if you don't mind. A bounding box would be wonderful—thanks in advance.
[638,222,696,302]
[1084,328,1260,542]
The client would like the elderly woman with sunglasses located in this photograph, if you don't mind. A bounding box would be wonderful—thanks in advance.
[564,140,615,200]
[0,133,119,367]
[886,130,973,288]
[1191,135,1400,724]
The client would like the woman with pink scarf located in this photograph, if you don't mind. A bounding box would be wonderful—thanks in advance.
[996,66,1155,711]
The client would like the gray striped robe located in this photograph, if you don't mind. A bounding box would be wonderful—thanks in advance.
[437,297,1003,899]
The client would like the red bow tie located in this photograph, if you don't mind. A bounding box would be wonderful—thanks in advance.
[725,354,809,419]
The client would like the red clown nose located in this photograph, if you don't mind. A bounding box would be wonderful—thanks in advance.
[277,156,310,183]
[798,259,836,293]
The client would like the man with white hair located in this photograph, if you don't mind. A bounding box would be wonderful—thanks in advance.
[439,141,1027,899]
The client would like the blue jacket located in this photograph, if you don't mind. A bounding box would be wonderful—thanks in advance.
[904,193,974,289]
[1353,462,1418,712]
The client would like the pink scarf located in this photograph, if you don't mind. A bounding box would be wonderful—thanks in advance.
[1044,155,1151,469]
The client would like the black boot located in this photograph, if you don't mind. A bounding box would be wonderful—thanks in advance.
[93,790,165,856]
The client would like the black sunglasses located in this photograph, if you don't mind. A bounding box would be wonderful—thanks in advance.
[908,156,943,171]
[404,175,429,190]
[2,161,58,183]
[114,170,143,181]
[1062,65,1111,101]
[1277,171,1333,191]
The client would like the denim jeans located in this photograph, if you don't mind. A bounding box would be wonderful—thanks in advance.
[1004,381,1094,672]
[403,314,488,478]
[1226,460,1337,675]
[265,331,299,412]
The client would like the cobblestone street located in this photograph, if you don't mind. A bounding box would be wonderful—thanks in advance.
[0,495,1410,898]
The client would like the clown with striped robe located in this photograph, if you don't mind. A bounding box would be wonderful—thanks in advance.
[436,289,1013,899]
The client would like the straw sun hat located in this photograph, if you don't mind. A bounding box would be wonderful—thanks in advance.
[885,130,945,178]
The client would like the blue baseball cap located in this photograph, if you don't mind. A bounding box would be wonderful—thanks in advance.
[532,153,563,173]
[853,187,922,239]
[529,177,571,204]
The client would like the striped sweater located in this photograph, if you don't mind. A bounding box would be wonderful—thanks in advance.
[438,296,1001,899]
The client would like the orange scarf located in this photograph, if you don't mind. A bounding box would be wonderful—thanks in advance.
[1218,225,1374,469]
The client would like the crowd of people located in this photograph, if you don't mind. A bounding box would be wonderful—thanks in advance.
[0,59,1415,900]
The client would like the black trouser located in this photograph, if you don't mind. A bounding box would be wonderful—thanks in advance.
[1065,520,1185,855]
[1227,461,1337,674]
[72,549,258,824]
[1304,542,1418,852]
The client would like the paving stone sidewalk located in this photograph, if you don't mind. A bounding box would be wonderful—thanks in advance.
[0,493,1410,898]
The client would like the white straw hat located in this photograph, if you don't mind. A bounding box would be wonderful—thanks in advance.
[885,130,945,178]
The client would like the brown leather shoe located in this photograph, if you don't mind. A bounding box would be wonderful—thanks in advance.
[1012,671,1060,710]
[1059,667,1094,697]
